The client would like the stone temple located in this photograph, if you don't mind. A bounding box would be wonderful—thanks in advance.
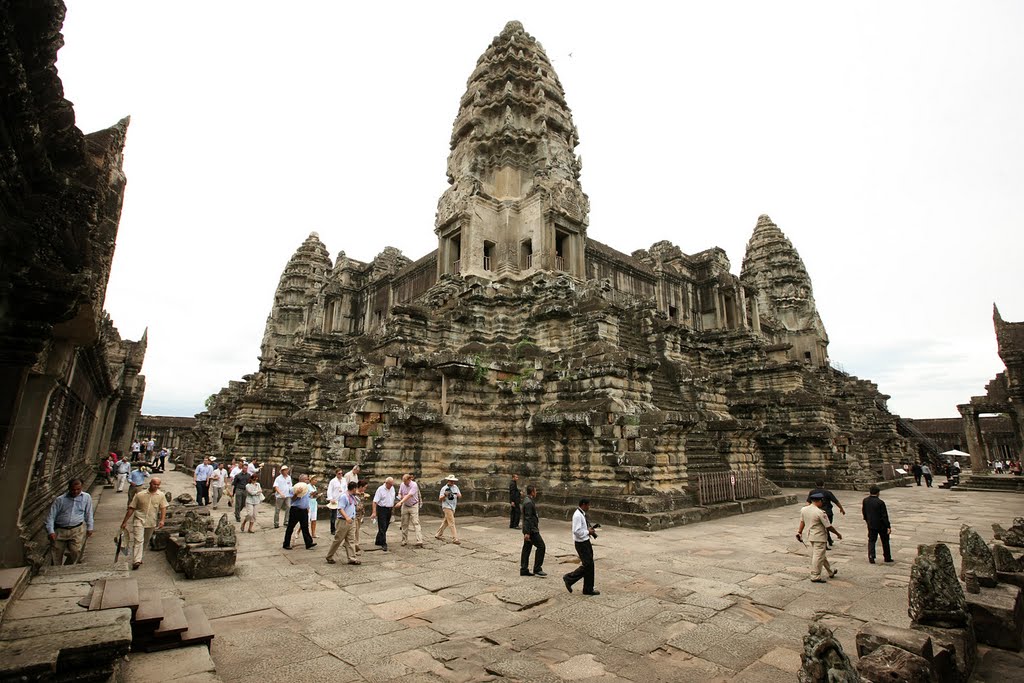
[196,21,912,527]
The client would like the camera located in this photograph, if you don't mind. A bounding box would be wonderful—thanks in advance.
[591,523,601,539]
[445,486,456,501]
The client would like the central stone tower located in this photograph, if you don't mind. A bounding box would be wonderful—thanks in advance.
[435,21,589,280]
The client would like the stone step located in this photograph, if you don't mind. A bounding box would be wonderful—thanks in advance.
[133,593,165,628]
[98,578,139,612]
[152,598,188,639]
[178,605,215,647]
[0,567,30,600]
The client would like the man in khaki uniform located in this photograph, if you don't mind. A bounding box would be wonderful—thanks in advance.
[796,493,842,582]
[120,477,168,570]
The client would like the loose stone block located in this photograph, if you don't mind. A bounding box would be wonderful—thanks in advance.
[911,624,976,683]
[856,622,933,660]
[908,543,969,628]
[959,525,998,588]
[857,644,932,683]
[964,583,1024,651]
[182,546,237,580]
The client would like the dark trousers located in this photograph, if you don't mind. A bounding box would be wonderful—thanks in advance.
[510,503,521,528]
[330,508,338,535]
[868,528,892,561]
[195,481,209,505]
[283,507,314,548]
[233,491,246,521]
[520,531,545,572]
[914,473,922,485]
[924,474,933,487]
[375,506,393,547]
[565,540,595,592]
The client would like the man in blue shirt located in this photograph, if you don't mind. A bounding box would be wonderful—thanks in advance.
[326,481,361,565]
[45,479,94,566]
[126,464,148,508]
[282,480,316,550]
[194,457,214,505]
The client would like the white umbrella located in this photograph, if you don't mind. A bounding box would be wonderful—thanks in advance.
[941,449,971,458]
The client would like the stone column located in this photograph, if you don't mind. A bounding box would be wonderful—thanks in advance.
[0,373,59,567]
[738,287,748,329]
[712,285,722,330]
[959,406,985,472]
[751,296,762,334]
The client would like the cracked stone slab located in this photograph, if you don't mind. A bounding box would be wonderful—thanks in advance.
[494,584,556,611]
[330,626,447,666]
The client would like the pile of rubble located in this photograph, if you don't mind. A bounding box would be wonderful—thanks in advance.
[150,496,237,579]
[799,518,1024,682]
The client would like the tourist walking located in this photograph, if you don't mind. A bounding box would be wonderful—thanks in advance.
[242,470,262,532]
[435,475,462,544]
[344,464,361,490]
[157,447,168,472]
[120,477,167,570]
[282,482,316,550]
[308,475,320,539]
[911,462,923,486]
[126,463,148,507]
[397,473,424,547]
[45,478,95,566]
[861,486,893,564]
[193,456,214,505]
[563,498,599,595]
[210,462,228,508]
[326,468,345,535]
[273,465,293,528]
[371,477,396,551]
[520,485,546,577]
[232,466,251,522]
[796,492,843,582]
[325,481,361,564]
[921,463,933,487]
[353,480,367,552]
[131,439,141,462]
[145,438,155,463]
[100,454,113,485]
[509,474,521,529]
[115,457,130,492]
[806,480,845,547]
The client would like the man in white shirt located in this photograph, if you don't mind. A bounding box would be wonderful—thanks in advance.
[344,465,360,488]
[210,462,228,508]
[115,458,131,492]
[562,498,599,596]
[370,477,397,551]
[326,468,345,535]
[273,466,293,528]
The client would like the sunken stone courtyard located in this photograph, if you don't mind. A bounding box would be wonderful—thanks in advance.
[2,7,1024,683]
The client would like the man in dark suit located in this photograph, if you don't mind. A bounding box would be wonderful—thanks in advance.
[520,485,546,577]
[862,485,893,564]
[509,474,522,529]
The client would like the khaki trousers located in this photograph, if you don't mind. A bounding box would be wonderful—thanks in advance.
[130,521,155,564]
[274,496,291,527]
[436,508,458,540]
[116,473,127,492]
[51,525,86,566]
[326,520,357,562]
[809,541,832,580]
[400,505,423,544]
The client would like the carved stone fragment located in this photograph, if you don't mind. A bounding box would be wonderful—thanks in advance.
[908,543,968,628]
[959,525,997,587]
[993,518,1024,547]
[798,622,860,683]
[857,644,931,683]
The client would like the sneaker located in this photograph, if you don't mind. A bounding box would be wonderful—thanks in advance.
[534,570,547,577]
[282,545,292,550]
[829,569,838,578]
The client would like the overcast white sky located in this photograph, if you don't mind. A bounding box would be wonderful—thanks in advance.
[57,1,1023,419]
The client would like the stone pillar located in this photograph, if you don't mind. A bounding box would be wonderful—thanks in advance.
[712,285,722,330]
[0,373,59,567]
[738,287,748,329]
[751,296,762,334]
[959,406,985,472]
[0,365,29,473]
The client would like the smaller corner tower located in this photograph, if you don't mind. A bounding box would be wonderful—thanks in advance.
[260,232,332,366]
[740,215,829,367]
[435,20,589,281]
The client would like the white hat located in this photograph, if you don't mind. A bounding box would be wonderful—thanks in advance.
[280,465,289,470]
[445,475,458,482]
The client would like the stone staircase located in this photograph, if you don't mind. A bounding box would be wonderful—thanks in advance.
[0,570,217,682]
[84,578,214,652]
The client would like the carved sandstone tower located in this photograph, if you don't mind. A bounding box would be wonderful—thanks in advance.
[260,232,332,365]
[435,21,588,280]
[740,215,829,367]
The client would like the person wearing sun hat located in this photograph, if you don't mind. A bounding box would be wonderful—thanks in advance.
[435,475,462,544]
[273,465,293,528]
[282,481,316,550]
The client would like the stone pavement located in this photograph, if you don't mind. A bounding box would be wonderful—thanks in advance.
[76,468,1024,682]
